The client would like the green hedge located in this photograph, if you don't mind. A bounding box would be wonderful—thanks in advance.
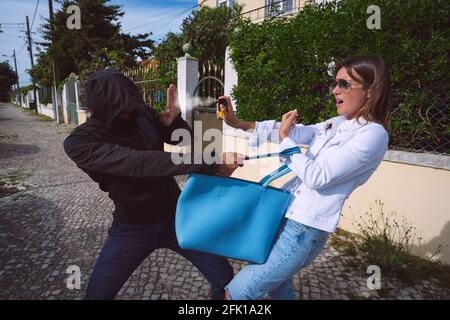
[229,0,449,154]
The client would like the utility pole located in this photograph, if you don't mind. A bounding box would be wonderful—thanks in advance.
[12,50,22,107]
[25,15,38,113]
[48,0,62,123]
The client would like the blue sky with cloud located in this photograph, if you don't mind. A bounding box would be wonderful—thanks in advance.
[0,0,198,86]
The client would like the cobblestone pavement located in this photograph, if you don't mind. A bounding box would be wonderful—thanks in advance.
[1,102,449,300]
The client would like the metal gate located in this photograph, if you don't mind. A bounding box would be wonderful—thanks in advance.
[65,74,78,125]
[123,66,173,111]
[191,61,225,152]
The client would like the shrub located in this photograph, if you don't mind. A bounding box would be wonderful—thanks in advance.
[228,0,449,153]
[356,200,450,287]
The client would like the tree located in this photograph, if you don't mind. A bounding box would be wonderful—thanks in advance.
[151,4,243,87]
[180,3,242,66]
[30,0,155,86]
[29,51,53,87]
[0,61,17,102]
[152,32,183,85]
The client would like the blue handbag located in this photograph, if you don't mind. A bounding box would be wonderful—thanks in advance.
[175,147,301,264]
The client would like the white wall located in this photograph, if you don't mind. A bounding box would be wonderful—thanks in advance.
[222,133,450,264]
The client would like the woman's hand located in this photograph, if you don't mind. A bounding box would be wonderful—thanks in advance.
[217,96,256,132]
[217,96,240,128]
[158,84,181,126]
[279,109,298,141]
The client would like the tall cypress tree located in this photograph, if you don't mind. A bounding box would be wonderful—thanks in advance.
[30,0,154,86]
[0,61,17,102]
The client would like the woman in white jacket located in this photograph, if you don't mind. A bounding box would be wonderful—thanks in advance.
[220,55,391,300]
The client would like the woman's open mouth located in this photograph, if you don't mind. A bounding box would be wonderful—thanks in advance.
[336,99,344,106]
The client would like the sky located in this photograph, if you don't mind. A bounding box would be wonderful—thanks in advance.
[0,0,199,86]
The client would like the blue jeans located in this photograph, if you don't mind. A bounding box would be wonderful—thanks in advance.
[85,218,234,300]
[225,218,329,300]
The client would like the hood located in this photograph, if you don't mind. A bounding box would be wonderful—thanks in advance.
[85,69,144,125]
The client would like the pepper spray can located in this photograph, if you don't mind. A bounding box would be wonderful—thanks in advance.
[216,98,228,120]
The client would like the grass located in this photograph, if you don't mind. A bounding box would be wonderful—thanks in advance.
[0,183,19,198]
[331,200,450,291]
[356,200,450,288]
[0,171,29,198]
[0,171,28,185]
[58,127,76,134]
[0,132,18,139]
[11,103,54,121]
[329,234,359,257]
[36,114,53,122]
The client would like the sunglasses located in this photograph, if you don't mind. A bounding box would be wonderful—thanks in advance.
[329,79,364,93]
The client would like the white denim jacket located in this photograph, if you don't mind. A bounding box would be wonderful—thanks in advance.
[250,115,389,233]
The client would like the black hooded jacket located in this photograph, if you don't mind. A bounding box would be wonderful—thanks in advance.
[63,69,217,224]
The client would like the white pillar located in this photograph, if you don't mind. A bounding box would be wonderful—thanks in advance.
[52,85,57,120]
[62,84,68,124]
[177,55,198,122]
[74,80,81,110]
[223,46,239,135]
[36,88,40,111]
[54,86,60,122]
[224,46,238,112]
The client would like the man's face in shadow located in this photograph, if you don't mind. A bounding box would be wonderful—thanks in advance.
[117,112,131,120]
[113,111,138,131]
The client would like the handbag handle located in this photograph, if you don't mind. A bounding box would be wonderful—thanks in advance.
[258,165,292,187]
[244,146,301,160]
[244,146,301,187]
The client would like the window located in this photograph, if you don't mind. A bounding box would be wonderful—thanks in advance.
[267,0,294,17]
[217,0,234,7]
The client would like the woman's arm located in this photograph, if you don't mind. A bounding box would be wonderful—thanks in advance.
[234,120,256,131]
[219,96,318,146]
[218,97,255,132]
[279,126,389,190]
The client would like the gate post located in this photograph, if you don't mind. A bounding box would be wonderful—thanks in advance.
[177,43,198,123]
[62,83,68,124]
[224,46,238,134]
[224,46,238,112]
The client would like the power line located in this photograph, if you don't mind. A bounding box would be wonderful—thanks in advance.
[0,25,24,28]
[128,2,206,37]
[17,40,27,56]
[124,6,193,31]
[124,7,183,30]
[0,34,25,38]
[140,6,195,39]
[149,7,195,35]
[30,0,41,30]
[125,4,197,32]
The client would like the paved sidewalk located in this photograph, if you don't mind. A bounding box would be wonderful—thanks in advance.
[0,102,448,300]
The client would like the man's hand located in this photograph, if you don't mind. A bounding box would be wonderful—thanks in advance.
[216,152,245,177]
[158,84,181,126]
[279,109,298,141]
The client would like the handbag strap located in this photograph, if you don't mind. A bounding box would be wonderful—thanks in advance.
[259,164,293,187]
[244,146,301,187]
[244,146,301,160]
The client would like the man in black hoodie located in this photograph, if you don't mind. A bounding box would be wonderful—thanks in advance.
[64,69,241,300]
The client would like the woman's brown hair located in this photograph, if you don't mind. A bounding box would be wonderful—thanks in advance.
[335,55,391,128]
